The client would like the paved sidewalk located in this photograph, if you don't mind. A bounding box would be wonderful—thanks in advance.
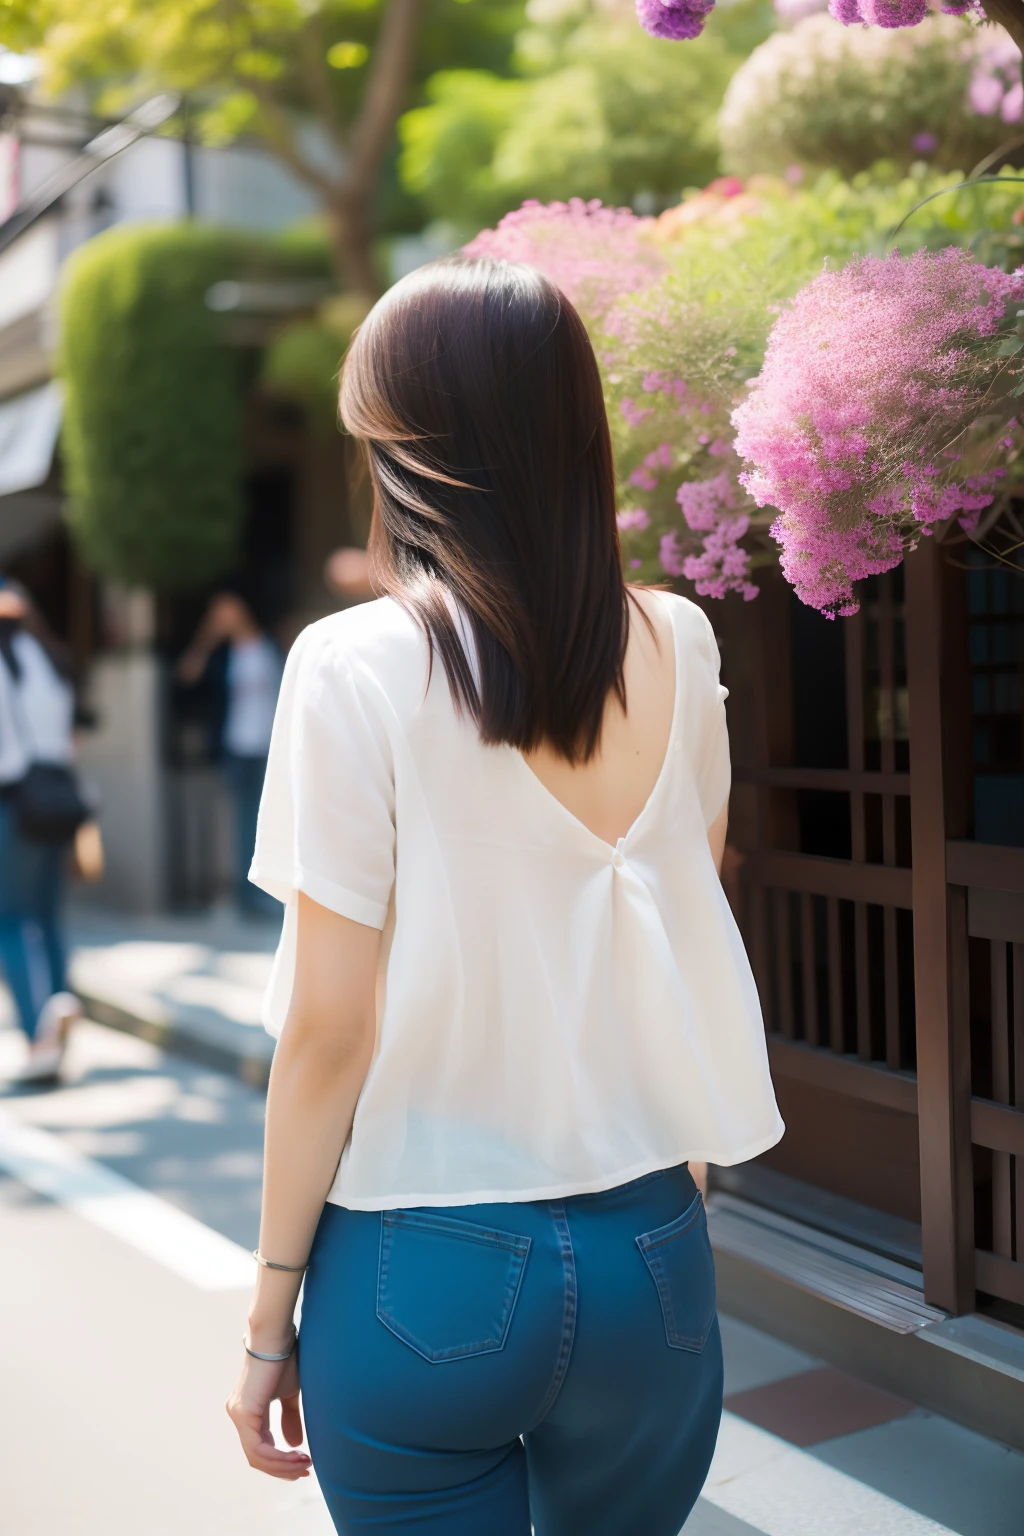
[692,1316,1024,1534]
[65,902,281,1086]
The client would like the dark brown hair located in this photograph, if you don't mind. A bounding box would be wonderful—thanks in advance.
[340,253,631,762]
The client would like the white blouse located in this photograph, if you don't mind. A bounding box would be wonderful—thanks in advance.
[0,631,75,788]
[252,592,783,1210]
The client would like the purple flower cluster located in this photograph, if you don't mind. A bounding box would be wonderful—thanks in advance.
[646,0,983,37]
[665,473,758,600]
[860,0,928,24]
[676,471,736,528]
[828,0,929,23]
[827,0,865,22]
[731,248,1024,616]
[464,200,665,327]
[636,0,717,42]
[818,0,983,20]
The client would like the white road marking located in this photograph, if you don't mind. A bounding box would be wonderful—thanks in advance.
[702,1411,957,1535]
[0,1105,253,1290]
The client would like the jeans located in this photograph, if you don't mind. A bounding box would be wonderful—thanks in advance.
[0,795,68,1039]
[223,754,276,917]
[299,1162,723,1535]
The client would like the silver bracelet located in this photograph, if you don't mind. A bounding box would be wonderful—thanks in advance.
[243,1326,297,1363]
[253,1248,307,1273]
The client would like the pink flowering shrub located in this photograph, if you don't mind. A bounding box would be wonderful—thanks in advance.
[464,199,665,330]
[465,197,765,600]
[667,473,759,599]
[732,248,1024,616]
[603,288,768,597]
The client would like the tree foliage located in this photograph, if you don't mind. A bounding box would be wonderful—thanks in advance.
[59,222,331,590]
[0,0,525,292]
[398,0,773,234]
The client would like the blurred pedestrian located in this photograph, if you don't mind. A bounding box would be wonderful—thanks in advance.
[0,579,86,1083]
[323,545,373,603]
[227,257,783,1534]
[178,592,283,919]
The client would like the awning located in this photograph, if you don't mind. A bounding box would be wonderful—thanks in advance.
[0,380,63,561]
[0,380,61,497]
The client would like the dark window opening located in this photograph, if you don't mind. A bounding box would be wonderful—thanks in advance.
[966,547,1024,846]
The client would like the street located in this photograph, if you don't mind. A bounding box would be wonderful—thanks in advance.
[3,1006,1024,1536]
[0,1016,333,1536]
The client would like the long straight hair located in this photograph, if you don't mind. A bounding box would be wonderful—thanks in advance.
[340,254,632,763]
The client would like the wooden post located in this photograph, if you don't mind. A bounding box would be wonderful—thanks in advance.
[905,539,975,1314]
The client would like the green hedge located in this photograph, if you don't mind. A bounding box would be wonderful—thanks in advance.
[59,222,332,591]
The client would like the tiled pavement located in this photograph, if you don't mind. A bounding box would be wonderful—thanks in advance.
[686,1315,1024,1535]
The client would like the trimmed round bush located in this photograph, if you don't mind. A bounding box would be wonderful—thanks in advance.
[719,13,1019,179]
[60,223,331,591]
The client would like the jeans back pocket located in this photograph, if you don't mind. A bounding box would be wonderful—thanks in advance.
[636,1191,716,1353]
[377,1210,532,1363]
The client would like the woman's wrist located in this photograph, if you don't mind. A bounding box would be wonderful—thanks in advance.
[245,1314,297,1354]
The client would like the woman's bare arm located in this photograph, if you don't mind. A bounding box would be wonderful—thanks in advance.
[708,798,729,876]
[227,891,380,1479]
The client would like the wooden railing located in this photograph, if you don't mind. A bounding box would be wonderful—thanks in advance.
[722,550,1024,1318]
[951,840,1024,1309]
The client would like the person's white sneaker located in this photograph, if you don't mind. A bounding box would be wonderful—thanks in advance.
[11,1045,64,1084]
[11,992,84,1085]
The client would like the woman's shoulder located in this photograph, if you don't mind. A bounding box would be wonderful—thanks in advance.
[288,598,427,712]
[294,598,420,660]
[642,589,720,659]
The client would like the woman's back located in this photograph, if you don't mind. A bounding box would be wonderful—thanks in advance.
[253,587,781,1209]
[522,586,675,847]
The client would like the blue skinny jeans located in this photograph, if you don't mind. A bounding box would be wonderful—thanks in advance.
[0,795,68,1039]
[299,1162,723,1535]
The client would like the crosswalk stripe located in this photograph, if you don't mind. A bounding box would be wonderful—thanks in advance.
[0,1106,254,1290]
[702,1411,957,1535]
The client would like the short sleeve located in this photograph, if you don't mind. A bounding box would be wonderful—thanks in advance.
[693,610,731,828]
[249,622,396,928]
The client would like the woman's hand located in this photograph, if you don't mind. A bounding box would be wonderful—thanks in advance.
[226,1348,312,1480]
[231,893,380,1483]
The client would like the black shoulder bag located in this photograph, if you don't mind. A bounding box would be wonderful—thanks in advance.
[0,640,90,845]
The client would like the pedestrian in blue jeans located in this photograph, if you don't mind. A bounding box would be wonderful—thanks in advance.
[0,580,83,1082]
[226,257,784,1533]
[178,591,282,919]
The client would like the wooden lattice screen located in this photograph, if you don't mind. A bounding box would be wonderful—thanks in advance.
[719,539,1024,1316]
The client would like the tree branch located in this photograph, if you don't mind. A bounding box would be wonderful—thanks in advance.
[979,0,1024,69]
[246,78,340,200]
[344,0,425,205]
[297,13,349,162]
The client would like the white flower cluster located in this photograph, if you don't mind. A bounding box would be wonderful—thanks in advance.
[719,12,1016,179]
